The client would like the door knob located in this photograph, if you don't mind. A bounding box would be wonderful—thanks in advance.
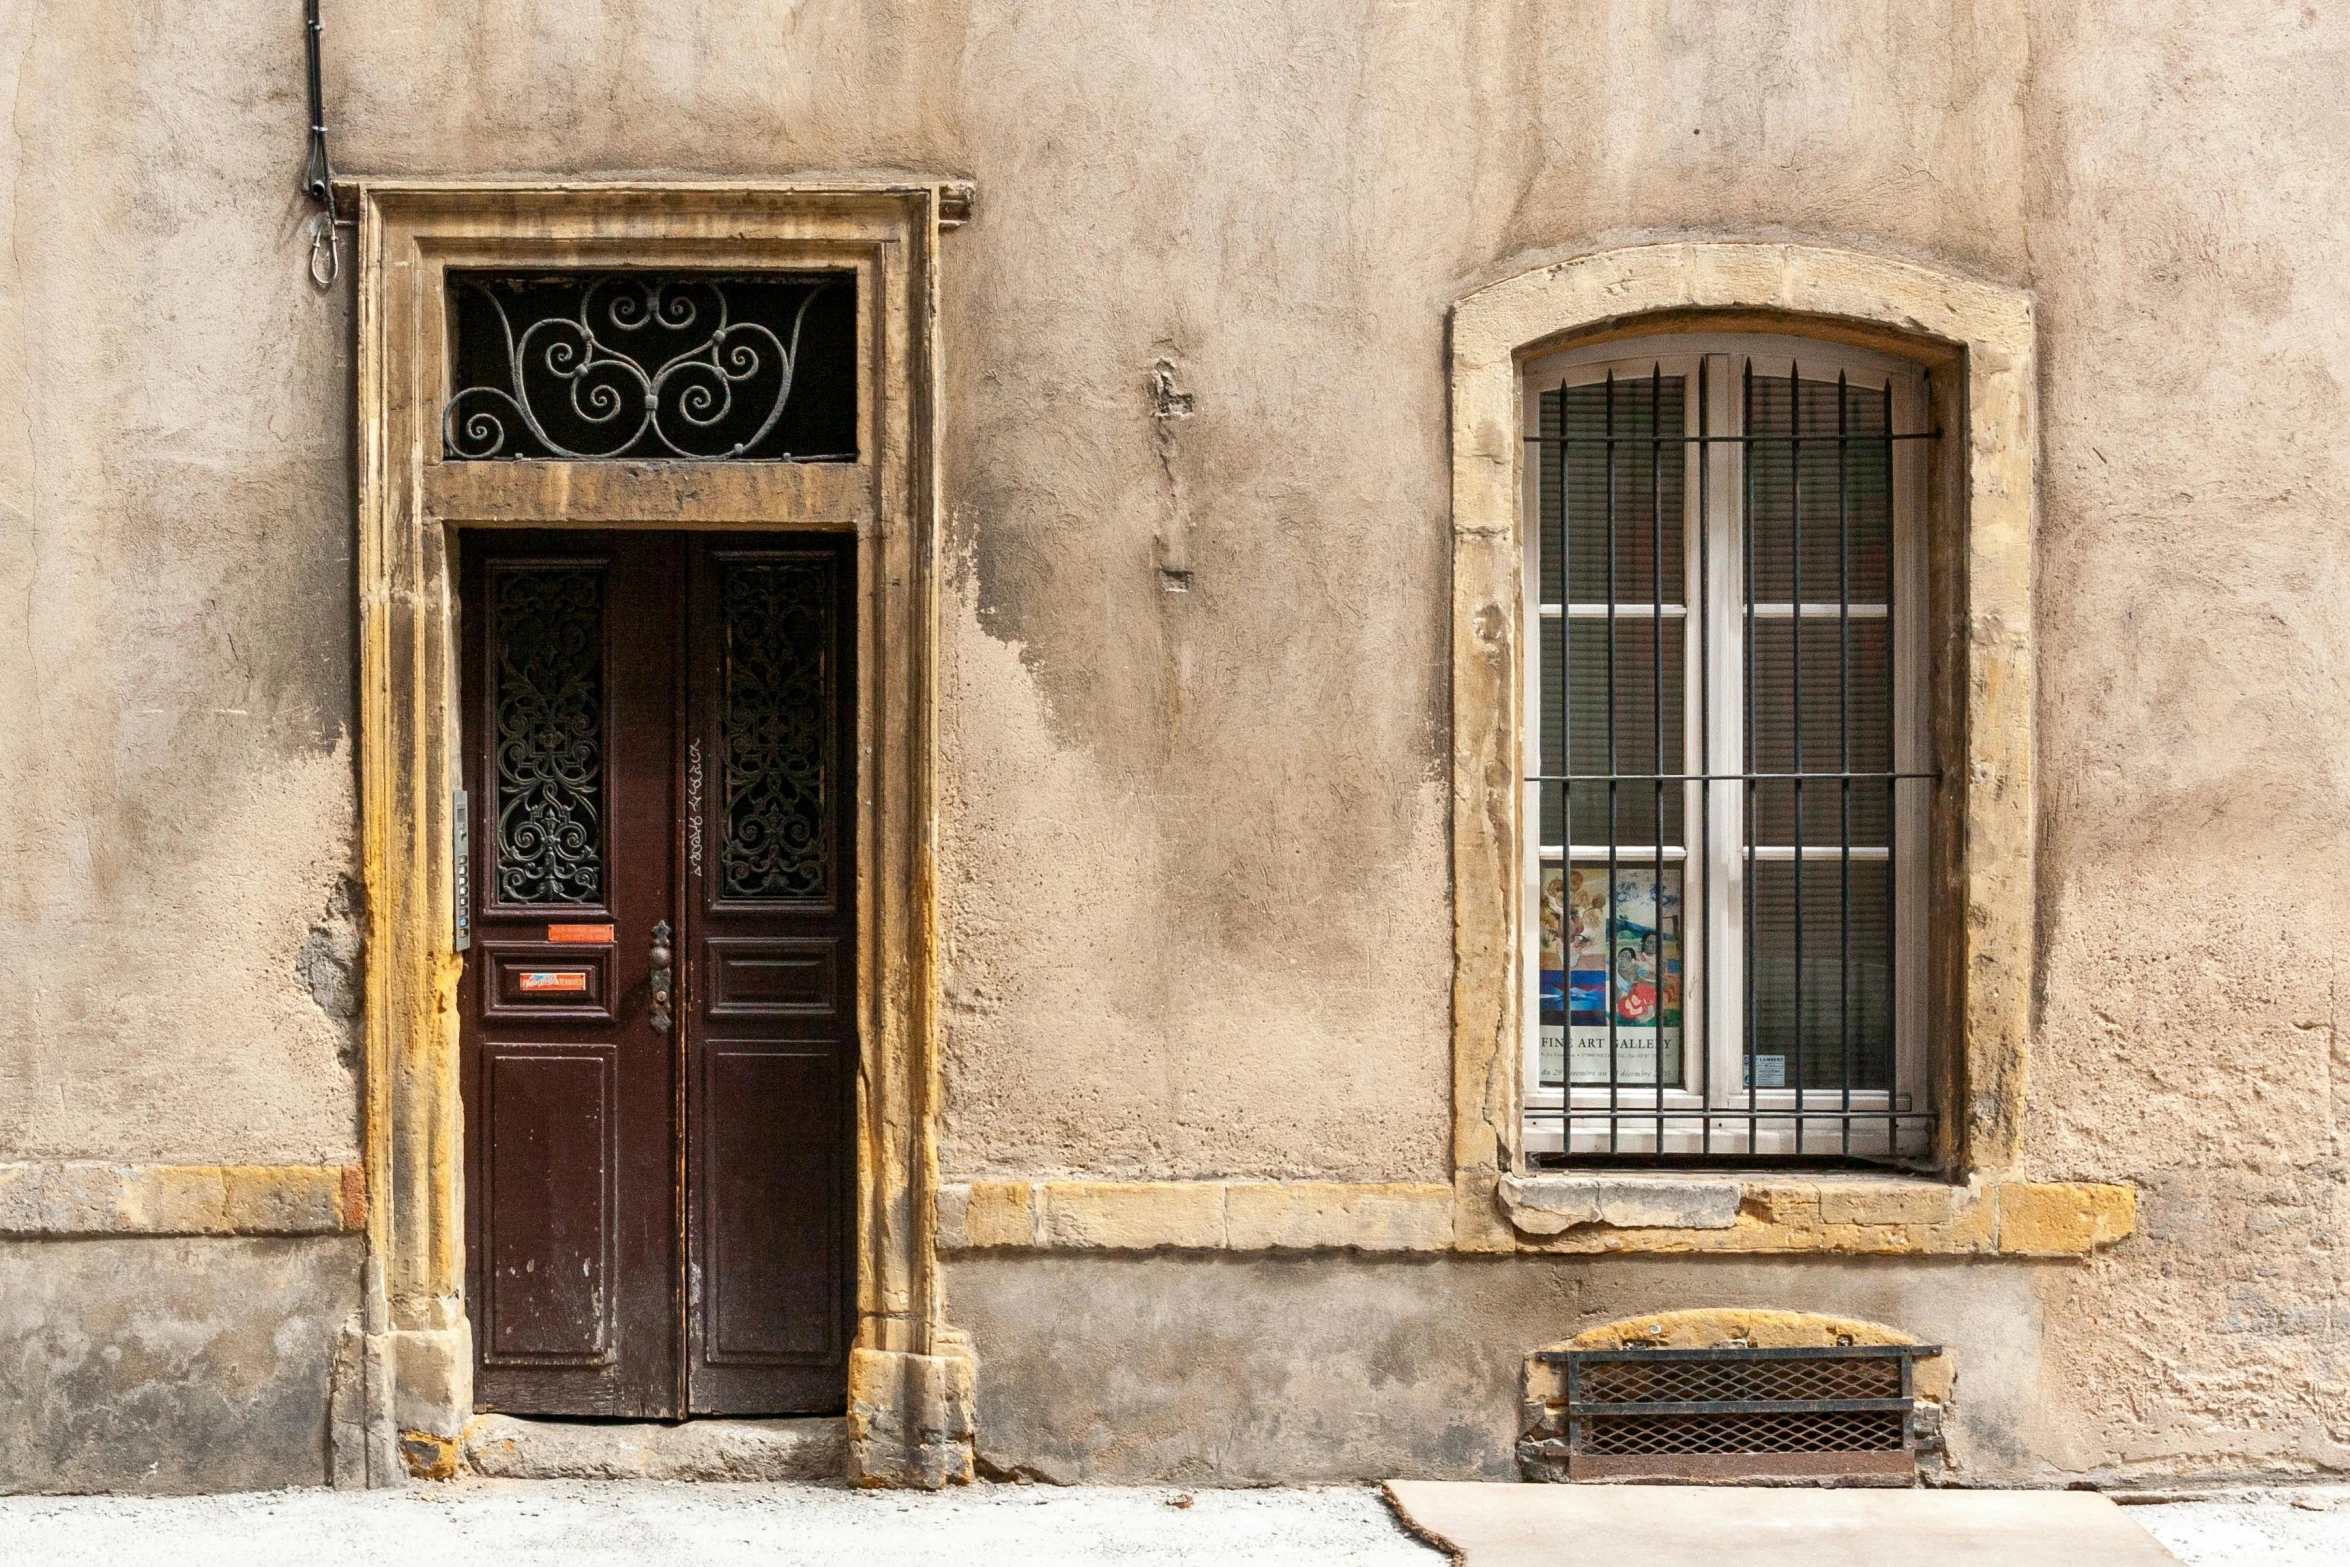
[649,919,674,1032]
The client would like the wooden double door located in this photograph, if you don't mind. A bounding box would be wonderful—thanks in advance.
[459,530,855,1417]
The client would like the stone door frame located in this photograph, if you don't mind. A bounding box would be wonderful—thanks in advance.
[348,180,970,1485]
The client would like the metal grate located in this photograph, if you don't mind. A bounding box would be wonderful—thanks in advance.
[1536,1343,1939,1479]
[444,271,858,462]
[1577,1351,1902,1406]
[1578,1408,1907,1456]
[1527,347,1941,1164]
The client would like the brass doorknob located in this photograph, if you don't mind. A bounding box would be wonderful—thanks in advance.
[649,919,675,1032]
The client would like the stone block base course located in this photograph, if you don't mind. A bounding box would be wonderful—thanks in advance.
[462,1414,847,1481]
[936,1177,2133,1257]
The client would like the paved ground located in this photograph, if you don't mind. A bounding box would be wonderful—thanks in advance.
[0,1480,1442,1567]
[1385,1481,2181,1566]
[2136,1490,2350,1566]
[0,1480,2345,1565]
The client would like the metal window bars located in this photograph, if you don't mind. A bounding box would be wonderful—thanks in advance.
[1528,354,1939,1166]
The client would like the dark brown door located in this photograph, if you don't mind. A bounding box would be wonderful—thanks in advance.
[460,530,854,1419]
[682,540,856,1413]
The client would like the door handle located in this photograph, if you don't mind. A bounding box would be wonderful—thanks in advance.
[648,919,674,1032]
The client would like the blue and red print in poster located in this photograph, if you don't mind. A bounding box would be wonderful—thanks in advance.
[1538,863,1682,1087]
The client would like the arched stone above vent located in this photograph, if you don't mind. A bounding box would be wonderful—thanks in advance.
[1561,1306,1924,1353]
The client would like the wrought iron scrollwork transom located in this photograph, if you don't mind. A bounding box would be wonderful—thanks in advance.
[444,271,858,462]
[719,559,832,901]
[493,568,605,905]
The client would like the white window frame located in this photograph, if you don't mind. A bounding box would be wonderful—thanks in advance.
[1518,332,1931,1160]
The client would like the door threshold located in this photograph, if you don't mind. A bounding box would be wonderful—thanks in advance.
[463,1412,847,1482]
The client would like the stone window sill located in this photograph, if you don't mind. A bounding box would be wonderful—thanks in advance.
[1496,1171,2132,1256]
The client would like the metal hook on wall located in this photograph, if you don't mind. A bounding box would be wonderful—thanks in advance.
[302,0,344,288]
[308,213,339,289]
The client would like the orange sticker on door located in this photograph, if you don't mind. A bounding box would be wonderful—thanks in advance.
[518,971,590,993]
[545,923,614,944]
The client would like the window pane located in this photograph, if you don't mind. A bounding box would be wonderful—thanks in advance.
[1538,864,1684,1088]
[1745,371,1890,606]
[1542,616,1684,848]
[1746,617,1891,847]
[1527,345,1924,1163]
[1747,859,1892,1093]
[1539,376,1685,607]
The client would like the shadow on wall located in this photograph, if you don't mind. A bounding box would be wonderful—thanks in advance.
[296,873,366,1084]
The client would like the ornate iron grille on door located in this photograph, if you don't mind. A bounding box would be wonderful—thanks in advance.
[1529,352,1940,1165]
[445,272,858,461]
[491,566,605,906]
[718,558,835,901]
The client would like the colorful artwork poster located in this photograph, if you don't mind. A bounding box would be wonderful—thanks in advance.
[1565,865,1682,1086]
[1538,864,1568,1085]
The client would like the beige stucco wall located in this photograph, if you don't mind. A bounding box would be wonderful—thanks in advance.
[2022,5,2350,1475]
[1,0,2346,1484]
[0,3,361,1164]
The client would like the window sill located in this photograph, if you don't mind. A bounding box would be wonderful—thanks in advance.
[1493,1171,2134,1257]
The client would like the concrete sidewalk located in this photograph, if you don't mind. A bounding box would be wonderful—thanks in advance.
[0,1481,1437,1567]
[0,1480,2342,1565]
[1385,1482,2350,1566]
[1387,1482,2178,1565]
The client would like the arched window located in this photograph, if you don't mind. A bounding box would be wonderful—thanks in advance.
[1449,243,2035,1188]
[1520,333,1933,1161]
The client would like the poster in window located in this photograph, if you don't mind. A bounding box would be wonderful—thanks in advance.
[1539,864,1682,1087]
[1539,864,1568,1085]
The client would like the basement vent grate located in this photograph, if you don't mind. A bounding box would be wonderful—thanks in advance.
[1529,1343,1941,1483]
[1577,1407,1907,1456]
[1578,1349,1905,1406]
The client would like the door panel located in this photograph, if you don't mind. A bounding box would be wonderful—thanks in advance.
[481,943,614,1021]
[700,1044,845,1364]
[705,938,837,1016]
[686,541,856,1412]
[462,533,682,1417]
[461,530,854,1419]
[478,1047,616,1363]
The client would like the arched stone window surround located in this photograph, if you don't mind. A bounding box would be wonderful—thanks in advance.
[1447,243,2036,1229]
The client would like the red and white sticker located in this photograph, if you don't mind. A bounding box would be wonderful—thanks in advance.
[518,971,589,993]
[545,923,614,944]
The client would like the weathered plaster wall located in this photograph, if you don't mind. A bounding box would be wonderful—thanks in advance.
[0,1237,359,1493]
[946,1253,2047,1484]
[929,0,2031,1183]
[0,2,360,1164]
[2022,0,2350,1478]
[314,1,2039,1189]
[1,0,2346,1488]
